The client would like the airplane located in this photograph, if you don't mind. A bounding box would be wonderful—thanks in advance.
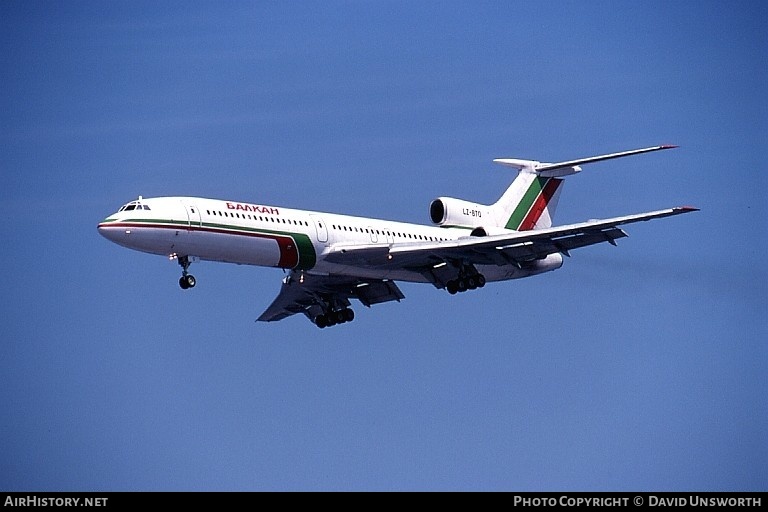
[97,145,697,328]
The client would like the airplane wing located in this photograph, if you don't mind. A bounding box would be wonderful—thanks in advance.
[324,206,698,285]
[257,271,405,322]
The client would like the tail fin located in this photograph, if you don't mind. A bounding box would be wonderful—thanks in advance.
[493,170,565,230]
[491,145,676,231]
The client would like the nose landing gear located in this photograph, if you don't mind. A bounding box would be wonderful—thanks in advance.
[179,274,196,289]
[177,255,196,290]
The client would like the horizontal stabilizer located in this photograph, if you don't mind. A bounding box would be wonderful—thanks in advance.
[494,145,677,176]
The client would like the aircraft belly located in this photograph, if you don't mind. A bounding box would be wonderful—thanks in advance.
[312,256,562,285]
[101,226,180,256]
[478,253,564,282]
[185,230,282,267]
[476,265,523,282]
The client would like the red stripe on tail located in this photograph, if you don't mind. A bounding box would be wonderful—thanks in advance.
[518,178,562,231]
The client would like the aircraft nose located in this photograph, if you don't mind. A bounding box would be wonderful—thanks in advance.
[97,219,126,244]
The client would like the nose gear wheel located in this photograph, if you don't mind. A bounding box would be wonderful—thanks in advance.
[177,255,196,289]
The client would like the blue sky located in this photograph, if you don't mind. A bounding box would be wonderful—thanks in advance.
[1,1,766,491]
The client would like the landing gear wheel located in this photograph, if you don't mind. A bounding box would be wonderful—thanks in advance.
[177,256,196,290]
[313,308,355,328]
[446,273,486,294]
[179,274,196,289]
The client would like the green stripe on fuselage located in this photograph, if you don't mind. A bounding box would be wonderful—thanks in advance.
[197,220,317,270]
[117,218,317,270]
[288,232,316,270]
[505,177,549,230]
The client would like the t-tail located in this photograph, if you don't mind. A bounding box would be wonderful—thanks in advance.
[492,145,678,231]
[429,145,677,232]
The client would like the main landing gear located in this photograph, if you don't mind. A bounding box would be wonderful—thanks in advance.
[306,294,356,328]
[177,255,196,290]
[446,273,486,295]
[314,308,355,329]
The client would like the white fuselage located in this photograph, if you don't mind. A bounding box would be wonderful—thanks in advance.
[97,196,562,284]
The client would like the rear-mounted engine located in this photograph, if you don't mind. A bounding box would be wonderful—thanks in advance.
[429,197,493,228]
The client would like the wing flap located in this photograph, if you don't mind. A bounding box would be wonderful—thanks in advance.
[257,277,317,322]
[257,271,405,322]
[354,280,405,306]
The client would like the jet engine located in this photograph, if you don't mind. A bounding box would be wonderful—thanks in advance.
[429,197,494,228]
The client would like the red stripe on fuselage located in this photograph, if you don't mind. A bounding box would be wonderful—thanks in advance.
[100,222,299,268]
[518,178,562,231]
[273,236,299,268]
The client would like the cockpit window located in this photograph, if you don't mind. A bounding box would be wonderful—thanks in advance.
[118,201,150,212]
